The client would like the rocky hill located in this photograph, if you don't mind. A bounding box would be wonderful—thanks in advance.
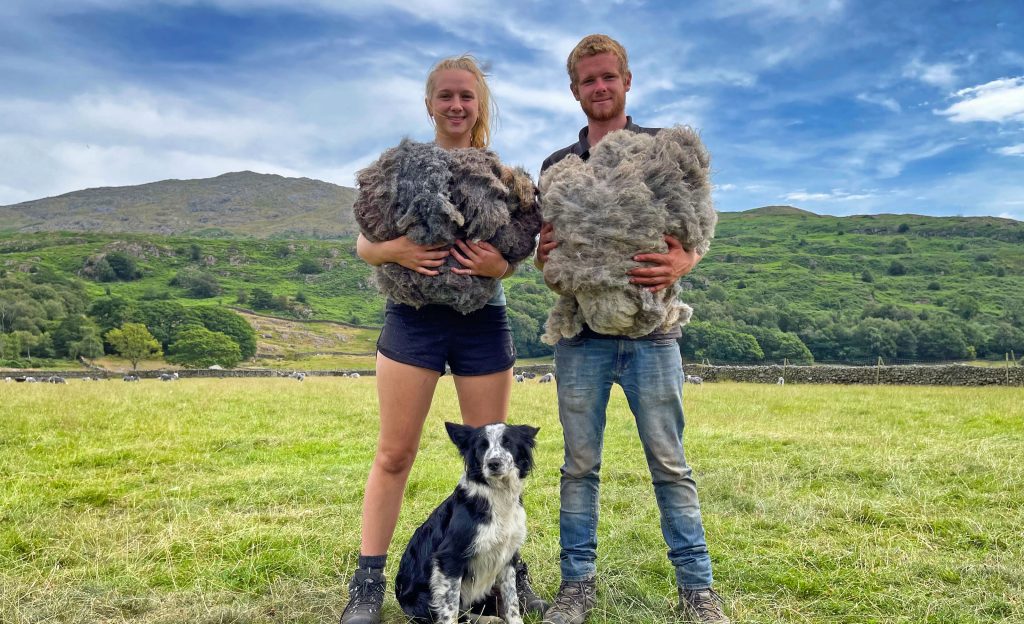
[0,171,359,239]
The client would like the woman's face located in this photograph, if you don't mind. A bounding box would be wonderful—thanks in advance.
[427,69,479,149]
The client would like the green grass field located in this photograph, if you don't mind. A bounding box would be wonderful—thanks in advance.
[1,380,1021,623]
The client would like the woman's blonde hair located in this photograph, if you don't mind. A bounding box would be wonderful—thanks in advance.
[425,55,496,149]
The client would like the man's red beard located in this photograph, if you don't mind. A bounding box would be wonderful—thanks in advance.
[581,92,626,122]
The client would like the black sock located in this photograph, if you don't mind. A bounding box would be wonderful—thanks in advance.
[358,554,387,571]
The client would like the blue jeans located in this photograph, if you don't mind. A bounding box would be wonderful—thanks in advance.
[554,336,713,589]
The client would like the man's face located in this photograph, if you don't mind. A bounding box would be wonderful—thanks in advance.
[571,52,631,122]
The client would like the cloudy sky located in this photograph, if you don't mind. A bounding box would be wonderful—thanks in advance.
[2,0,1022,220]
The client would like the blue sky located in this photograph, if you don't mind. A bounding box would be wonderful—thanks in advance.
[2,0,1022,220]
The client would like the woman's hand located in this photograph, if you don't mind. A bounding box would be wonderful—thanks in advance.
[356,233,449,276]
[450,240,510,278]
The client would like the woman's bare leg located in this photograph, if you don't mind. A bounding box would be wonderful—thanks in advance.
[359,353,441,555]
[453,367,513,427]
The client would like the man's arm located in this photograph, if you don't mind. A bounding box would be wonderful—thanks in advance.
[628,235,702,293]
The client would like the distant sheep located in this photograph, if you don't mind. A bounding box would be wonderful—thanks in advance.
[539,126,716,343]
[349,372,360,379]
[777,377,785,385]
[46,376,67,384]
[354,139,541,313]
[122,374,140,382]
[538,373,554,383]
[685,374,703,385]
[514,374,525,383]
[159,373,179,381]
[288,371,306,381]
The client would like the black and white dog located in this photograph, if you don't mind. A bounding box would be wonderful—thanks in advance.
[396,421,539,623]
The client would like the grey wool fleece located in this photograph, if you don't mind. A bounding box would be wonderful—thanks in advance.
[538,125,717,343]
[353,139,542,314]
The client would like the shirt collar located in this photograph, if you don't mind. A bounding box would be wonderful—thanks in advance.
[576,116,637,157]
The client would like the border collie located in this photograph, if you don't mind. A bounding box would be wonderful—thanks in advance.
[396,422,539,623]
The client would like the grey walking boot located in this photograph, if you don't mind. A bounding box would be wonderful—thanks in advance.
[677,587,730,623]
[515,556,550,616]
[541,578,596,624]
[340,567,386,624]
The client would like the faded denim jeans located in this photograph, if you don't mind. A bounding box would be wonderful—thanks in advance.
[554,336,714,589]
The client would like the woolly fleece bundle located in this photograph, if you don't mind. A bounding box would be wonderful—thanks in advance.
[539,125,717,343]
[354,139,541,313]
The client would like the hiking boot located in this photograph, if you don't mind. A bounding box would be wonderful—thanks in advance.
[677,587,730,623]
[515,556,550,616]
[542,578,596,624]
[340,567,386,624]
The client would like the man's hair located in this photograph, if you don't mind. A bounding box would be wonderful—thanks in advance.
[426,55,497,149]
[566,34,630,86]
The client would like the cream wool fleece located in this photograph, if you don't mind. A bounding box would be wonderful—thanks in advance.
[539,125,717,343]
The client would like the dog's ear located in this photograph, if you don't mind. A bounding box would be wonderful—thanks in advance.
[445,421,473,451]
[511,424,540,446]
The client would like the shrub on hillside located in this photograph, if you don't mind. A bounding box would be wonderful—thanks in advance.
[169,268,222,298]
[167,327,242,368]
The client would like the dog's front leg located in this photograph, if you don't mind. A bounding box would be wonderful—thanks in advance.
[429,562,462,624]
[497,563,523,624]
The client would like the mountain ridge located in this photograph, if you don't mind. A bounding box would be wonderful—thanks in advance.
[2,172,1020,241]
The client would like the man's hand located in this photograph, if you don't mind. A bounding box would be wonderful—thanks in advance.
[450,240,509,278]
[535,222,558,268]
[628,235,701,293]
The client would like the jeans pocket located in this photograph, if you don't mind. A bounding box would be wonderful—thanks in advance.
[559,335,587,347]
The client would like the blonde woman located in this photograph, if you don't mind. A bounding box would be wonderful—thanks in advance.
[341,56,546,624]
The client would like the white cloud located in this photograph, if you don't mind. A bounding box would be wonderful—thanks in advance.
[995,143,1024,156]
[856,93,901,113]
[903,58,958,89]
[783,189,878,202]
[937,77,1024,123]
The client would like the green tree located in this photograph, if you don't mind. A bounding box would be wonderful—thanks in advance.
[105,323,162,371]
[105,251,142,280]
[297,258,323,274]
[745,325,814,364]
[250,288,275,310]
[51,314,103,358]
[70,330,105,360]
[137,301,201,350]
[167,327,242,368]
[169,268,222,298]
[192,306,257,359]
[89,296,140,336]
[887,260,907,276]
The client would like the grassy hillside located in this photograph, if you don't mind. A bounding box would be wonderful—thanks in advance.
[0,172,359,239]
[2,209,1023,369]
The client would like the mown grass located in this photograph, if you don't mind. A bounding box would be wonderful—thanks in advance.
[1,380,1020,623]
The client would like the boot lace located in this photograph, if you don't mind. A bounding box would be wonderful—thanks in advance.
[343,572,385,617]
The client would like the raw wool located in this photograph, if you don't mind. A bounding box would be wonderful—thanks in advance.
[354,139,541,313]
[539,125,717,343]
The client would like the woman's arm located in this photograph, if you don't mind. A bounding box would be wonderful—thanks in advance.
[356,233,450,276]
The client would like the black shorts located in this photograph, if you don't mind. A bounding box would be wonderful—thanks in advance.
[376,302,515,376]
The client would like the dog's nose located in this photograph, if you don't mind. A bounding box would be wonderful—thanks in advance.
[487,459,503,472]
